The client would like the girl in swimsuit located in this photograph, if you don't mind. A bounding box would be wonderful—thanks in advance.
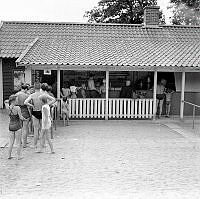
[62,97,69,126]
[8,95,27,160]
[16,84,31,148]
[39,95,55,153]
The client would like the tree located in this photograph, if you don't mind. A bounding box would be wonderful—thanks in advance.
[84,0,165,24]
[169,0,200,25]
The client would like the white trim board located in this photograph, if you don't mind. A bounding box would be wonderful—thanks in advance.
[20,64,200,72]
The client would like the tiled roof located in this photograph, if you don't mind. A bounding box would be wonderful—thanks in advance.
[0,21,200,69]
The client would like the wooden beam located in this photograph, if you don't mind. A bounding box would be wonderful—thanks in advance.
[180,71,185,119]
[153,70,157,120]
[19,64,200,73]
[105,70,109,120]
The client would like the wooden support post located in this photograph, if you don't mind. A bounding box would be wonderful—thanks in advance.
[0,59,3,108]
[105,70,109,120]
[57,69,61,99]
[56,69,61,121]
[153,70,157,120]
[180,71,185,119]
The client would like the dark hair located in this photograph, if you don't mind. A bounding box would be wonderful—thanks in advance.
[41,83,48,91]
[21,84,29,90]
[46,85,52,92]
[70,80,75,86]
[9,95,17,105]
[63,96,68,102]
[64,81,69,88]
[40,96,48,104]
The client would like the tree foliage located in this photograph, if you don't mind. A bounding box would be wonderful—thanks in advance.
[169,0,200,25]
[85,0,164,24]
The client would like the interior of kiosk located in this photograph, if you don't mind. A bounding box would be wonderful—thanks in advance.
[32,70,176,98]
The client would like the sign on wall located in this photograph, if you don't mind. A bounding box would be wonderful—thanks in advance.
[44,69,51,75]
[13,70,25,91]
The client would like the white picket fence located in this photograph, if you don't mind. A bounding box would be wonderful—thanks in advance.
[59,98,153,119]
[108,98,153,119]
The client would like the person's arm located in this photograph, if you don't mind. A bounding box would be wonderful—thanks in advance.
[61,88,64,98]
[66,103,69,111]
[99,86,102,94]
[24,95,34,108]
[39,94,56,106]
[43,106,49,127]
[61,102,64,114]
[17,106,27,121]
[46,94,56,106]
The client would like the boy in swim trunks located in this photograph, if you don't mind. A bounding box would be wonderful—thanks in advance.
[24,83,42,151]
[24,83,56,152]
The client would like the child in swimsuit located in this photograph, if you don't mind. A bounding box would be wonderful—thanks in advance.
[8,95,27,160]
[39,95,55,153]
[165,88,174,118]
[16,84,31,148]
[62,97,69,126]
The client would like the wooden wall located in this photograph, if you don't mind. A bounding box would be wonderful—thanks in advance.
[171,92,200,116]
[2,58,24,102]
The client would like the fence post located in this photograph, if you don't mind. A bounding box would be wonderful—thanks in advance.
[105,70,109,120]
[153,70,157,120]
[180,71,185,120]
[57,69,61,119]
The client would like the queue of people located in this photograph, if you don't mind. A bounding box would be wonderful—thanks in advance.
[7,82,56,160]
[6,77,174,159]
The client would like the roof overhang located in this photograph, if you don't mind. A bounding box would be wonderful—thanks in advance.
[16,63,200,72]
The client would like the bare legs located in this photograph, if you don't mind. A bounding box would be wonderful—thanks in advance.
[166,103,171,117]
[40,129,54,153]
[156,99,164,118]
[22,119,30,148]
[32,116,41,150]
[8,130,22,160]
[15,130,22,159]
[8,132,15,159]
[63,112,69,126]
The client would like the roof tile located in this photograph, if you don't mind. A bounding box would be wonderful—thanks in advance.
[0,21,200,68]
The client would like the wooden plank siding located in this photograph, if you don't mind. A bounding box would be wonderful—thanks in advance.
[2,58,24,103]
[0,59,3,108]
